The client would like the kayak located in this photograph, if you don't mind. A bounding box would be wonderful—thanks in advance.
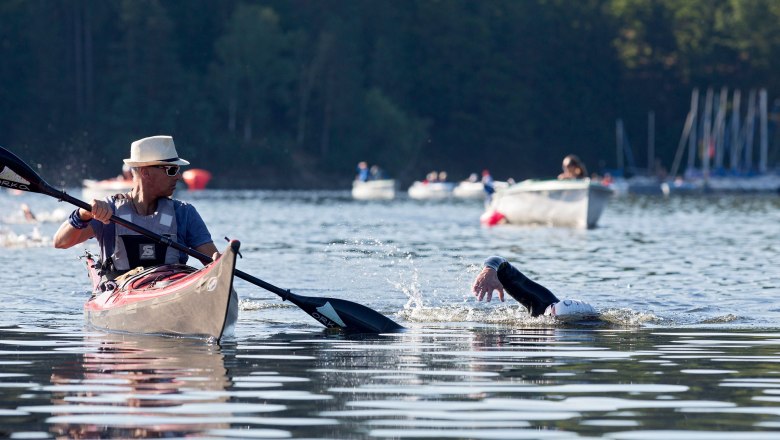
[83,241,240,341]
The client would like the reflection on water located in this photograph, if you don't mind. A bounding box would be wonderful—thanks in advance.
[4,326,780,437]
[43,334,236,438]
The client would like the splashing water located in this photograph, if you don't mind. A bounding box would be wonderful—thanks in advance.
[0,226,50,248]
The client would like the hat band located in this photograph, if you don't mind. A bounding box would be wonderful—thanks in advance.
[132,156,180,164]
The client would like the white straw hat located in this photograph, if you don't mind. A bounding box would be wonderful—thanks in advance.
[123,135,190,167]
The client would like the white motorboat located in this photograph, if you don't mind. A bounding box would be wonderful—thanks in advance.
[481,178,613,229]
[407,181,454,200]
[82,178,134,201]
[453,181,485,199]
[453,181,510,199]
[352,179,395,200]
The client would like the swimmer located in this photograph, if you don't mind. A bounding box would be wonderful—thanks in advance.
[472,256,597,322]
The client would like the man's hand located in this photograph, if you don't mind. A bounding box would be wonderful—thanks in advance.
[80,199,112,225]
[471,267,505,302]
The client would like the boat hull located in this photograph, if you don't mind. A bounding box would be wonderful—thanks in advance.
[453,181,486,199]
[485,179,613,229]
[352,179,395,200]
[84,241,240,340]
[453,181,510,199]
[408,182,454,200]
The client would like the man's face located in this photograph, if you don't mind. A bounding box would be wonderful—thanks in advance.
[142,165,181,197]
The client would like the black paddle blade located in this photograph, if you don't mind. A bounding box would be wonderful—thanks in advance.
[0,146,53,195]
[285,292,404,334]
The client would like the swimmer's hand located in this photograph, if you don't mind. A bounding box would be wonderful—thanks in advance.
[471,267,505,302]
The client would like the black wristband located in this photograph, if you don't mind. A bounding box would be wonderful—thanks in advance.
[483,256,508,271]
[68,209,89,230]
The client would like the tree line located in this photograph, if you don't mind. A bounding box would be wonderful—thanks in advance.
[1,0,779,188]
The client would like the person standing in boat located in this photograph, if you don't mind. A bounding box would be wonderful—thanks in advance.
[471,256,597,321]
[54,135,219,279]
[481,169,496,204]
[356,161,370,182]
[558,154,588,180]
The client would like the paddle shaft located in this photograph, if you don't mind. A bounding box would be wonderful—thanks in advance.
[59,191,295,301]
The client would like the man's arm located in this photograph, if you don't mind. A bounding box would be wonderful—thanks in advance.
[53,216,96,249]
[180,202,220,264]
[194,241,220,265]
[53,201,113,249]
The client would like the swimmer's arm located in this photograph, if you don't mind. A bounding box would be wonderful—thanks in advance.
[483,256,508,271]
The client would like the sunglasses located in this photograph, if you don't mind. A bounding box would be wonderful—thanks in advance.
[153,165,181,176]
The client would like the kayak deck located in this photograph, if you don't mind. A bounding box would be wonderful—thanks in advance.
[83,241,240,341]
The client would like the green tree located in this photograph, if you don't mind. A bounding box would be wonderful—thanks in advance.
[212,4,296,144]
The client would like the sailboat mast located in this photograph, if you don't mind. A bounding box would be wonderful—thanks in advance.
[702,88,714,178]
[759,88,768,173]
[648,111,655,175]
[687,89,699,174]
[616,119,625,173]
[714,87,728,170]
[730,90,741,171]
[745,90,756,173]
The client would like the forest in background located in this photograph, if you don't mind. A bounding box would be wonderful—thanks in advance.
[2,0,780,188]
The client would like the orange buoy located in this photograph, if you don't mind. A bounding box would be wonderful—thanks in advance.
[182,169,212,191]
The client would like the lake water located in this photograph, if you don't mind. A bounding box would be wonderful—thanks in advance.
[1,188,779,439]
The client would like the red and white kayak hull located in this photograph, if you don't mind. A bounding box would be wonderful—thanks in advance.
[84,241,240,340]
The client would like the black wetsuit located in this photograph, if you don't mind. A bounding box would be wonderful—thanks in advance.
[486,256,560,317]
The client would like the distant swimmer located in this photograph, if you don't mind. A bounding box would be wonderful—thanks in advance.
[471,256,598,322]
[21,204,36,222]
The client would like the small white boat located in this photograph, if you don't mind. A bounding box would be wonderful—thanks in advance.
[407,181,454,200]
[82,178,134,201]
[453,181,510,199]
[453,181,485,199]
[481,178,613,229]
[352,179,395,200]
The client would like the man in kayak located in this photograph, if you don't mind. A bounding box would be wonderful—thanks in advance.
[471,256,598,321]
[54,135,218,279]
